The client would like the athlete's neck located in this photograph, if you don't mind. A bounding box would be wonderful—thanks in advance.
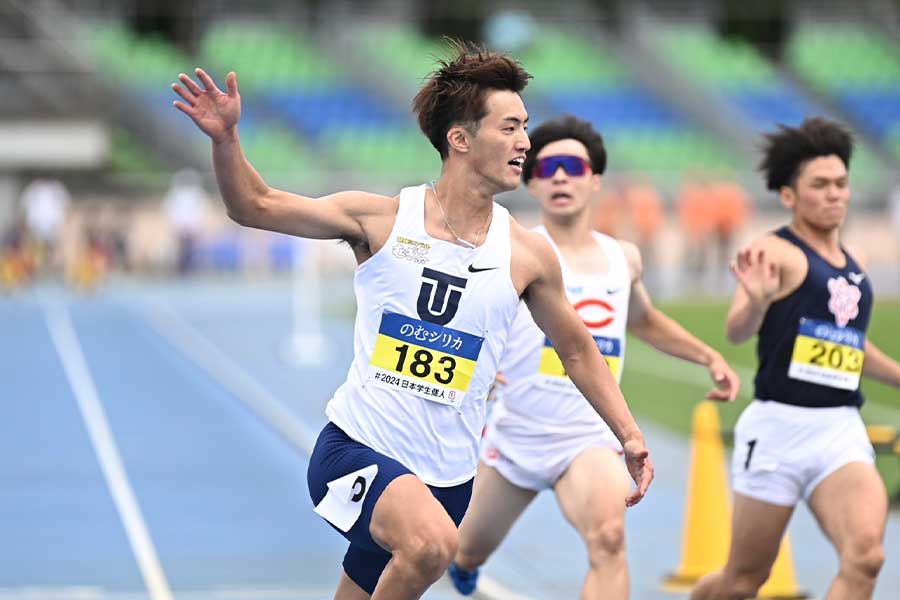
[429,164,495,241]
[542,209,596,250]
[788,220,843,261]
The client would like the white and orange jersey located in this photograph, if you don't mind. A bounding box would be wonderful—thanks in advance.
[494,226,631,434]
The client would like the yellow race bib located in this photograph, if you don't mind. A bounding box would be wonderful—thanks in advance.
[538,335,622,389]
[788,318,865,391]
[368,311,485,409]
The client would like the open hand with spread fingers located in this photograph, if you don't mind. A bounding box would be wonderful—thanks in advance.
[731,247,780,307]
[172,68,241,143]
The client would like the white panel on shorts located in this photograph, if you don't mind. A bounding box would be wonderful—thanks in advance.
[314,464,378,532]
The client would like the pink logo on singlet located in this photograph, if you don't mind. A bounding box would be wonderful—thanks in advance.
[827,276,861,327]
[485,447,500,461]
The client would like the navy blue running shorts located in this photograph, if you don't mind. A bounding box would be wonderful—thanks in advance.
[307,421,473,594]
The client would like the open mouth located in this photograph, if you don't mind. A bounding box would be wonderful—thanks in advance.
[508,157,524,171]
[551,192,573,201]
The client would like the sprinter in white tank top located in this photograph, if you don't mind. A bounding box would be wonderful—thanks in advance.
[450,115,740,600]
[173,48,653,600]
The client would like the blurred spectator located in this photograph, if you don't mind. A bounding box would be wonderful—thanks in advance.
[710,179,751,288]
[67,226,111,293]
[623,178,665,277]
[127,203,177,275]
[891,183,900,239]
[890,182,900,286]
[20,177,71,274]
[677,175,716,285]
[594,185,626,237]
[0,214,36,290]
[164,168,208,276]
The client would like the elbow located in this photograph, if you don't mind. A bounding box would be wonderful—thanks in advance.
[725,322,746,345]
[226,194,268,227]
[227,205,252,226]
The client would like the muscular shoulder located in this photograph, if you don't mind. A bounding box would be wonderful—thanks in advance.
[746,232,804,266]
[510,216,559,296]
[615,239,643,283]
[844,242,869,271]
[328,191,398,257]
[745,231,808,299]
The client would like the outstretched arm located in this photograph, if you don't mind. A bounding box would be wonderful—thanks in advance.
[863,340,900,388]
[519,232,652,506]
[172,69,384,244]
[629,284,740,402]
[622,242,739,401]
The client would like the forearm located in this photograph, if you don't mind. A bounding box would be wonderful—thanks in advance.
[632,309,720,366]
[211,129,271,225]
[562,339,644,446]
[863,341,900,388]
[725,299,768,344]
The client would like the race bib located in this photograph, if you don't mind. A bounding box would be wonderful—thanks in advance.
[368,311,485,410]
[538,335,622,389]
[788,318,865,390]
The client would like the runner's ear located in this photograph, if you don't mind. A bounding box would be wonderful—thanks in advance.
[447,126,469,154]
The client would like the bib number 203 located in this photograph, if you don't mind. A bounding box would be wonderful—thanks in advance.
[395,344,456,384]
[809,342,862,372]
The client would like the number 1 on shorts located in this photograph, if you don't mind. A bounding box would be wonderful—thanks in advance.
[744,438,757,470]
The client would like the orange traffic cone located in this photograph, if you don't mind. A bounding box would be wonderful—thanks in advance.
[661,402,809,599]
[757,535,808,599]
[661,402,731,592]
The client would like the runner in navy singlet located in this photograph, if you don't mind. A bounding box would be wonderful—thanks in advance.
[692,118,900,600]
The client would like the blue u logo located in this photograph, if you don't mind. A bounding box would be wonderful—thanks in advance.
[417,268,467,325]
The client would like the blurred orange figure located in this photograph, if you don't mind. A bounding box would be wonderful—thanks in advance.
[677,177,716,280]
[594,187,626,237]
[710,180,751,283]
[624,179,665,273]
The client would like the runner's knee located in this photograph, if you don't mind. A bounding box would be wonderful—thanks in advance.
[840,539,884,581]
[395,523,459,580]
[727,567,770,599]
[455,535,491,569]
[584,518,625,562]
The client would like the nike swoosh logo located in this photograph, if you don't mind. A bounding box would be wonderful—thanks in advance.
[468,265,499,273]
[606,288,623,294]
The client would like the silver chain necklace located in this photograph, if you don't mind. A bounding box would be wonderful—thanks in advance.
[429,181,491,249]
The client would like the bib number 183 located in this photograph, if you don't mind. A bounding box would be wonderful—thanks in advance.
[394,344,456,384]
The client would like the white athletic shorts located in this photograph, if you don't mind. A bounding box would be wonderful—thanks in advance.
[731,400,875,507]
[481,409,622,492]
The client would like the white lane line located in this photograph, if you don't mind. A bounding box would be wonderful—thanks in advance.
[43,303,173,600]
[139,304,318,455]
[472,575,536,600]
[436,572,535,600]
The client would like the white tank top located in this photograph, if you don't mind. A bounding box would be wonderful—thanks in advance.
[326,184,519,486]
[495,226,631,433]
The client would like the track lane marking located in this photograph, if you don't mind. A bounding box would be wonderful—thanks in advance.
[43,302,173,600]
